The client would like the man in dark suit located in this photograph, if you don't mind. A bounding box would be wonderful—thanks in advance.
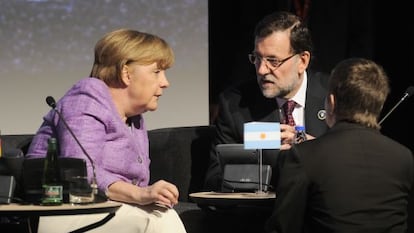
[265,58,414,233]
[204,11,330,191]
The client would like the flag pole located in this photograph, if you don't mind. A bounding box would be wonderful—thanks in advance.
[257,148,264,194]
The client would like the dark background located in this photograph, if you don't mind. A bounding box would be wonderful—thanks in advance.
[208,0,414,152]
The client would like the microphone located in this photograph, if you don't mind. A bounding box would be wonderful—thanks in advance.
[379,86,414,125]
[45,96,98,197]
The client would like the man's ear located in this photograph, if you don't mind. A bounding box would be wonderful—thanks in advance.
[328,94,335,114]
[298,51,310,73]
[324,93,336,128]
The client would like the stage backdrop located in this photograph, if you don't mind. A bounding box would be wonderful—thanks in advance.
[0,0,209,134]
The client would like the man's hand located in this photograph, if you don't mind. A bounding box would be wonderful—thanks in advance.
[280,124,315,150]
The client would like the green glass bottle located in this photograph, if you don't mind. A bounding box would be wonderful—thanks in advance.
[41,137,63,205]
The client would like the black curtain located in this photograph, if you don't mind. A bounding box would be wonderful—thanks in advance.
[209,0,414,152]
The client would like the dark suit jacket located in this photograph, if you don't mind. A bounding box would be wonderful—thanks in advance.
[265,121,414,233]
[204,70,330,191]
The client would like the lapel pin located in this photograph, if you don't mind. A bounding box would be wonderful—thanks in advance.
[317,110,326,120]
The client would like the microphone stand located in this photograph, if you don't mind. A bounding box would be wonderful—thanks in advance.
[379,98,405,125]
[56,109,98,195]
[46,97,98,198]
[379,89,413,125]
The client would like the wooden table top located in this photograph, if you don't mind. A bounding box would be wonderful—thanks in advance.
[0,200,122,216]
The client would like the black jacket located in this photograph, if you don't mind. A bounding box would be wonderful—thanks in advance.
[204,70,330,191]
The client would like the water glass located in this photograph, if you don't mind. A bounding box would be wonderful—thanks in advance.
[69,176,94,204]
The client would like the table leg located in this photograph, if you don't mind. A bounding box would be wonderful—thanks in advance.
[27,216,39,233]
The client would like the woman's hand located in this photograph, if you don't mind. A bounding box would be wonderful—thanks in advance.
[141,180,179,208]
[106,179,179,208]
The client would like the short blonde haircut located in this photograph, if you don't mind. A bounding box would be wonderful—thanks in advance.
[89,29,174,87]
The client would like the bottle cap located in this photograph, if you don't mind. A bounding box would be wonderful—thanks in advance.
[295,125,305,131]
[48,137,57,143]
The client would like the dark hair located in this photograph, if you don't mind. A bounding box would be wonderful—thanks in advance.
[329,58,390,129]
[254,11,313,54]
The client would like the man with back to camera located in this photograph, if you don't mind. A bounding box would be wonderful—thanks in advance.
[265,57,414,233]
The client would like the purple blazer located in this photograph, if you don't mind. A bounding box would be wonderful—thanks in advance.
[27,78,151,193]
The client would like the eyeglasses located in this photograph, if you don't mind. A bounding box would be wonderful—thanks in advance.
[248,53,297,69]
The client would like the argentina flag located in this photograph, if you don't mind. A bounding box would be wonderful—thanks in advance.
[244,122,281,149]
